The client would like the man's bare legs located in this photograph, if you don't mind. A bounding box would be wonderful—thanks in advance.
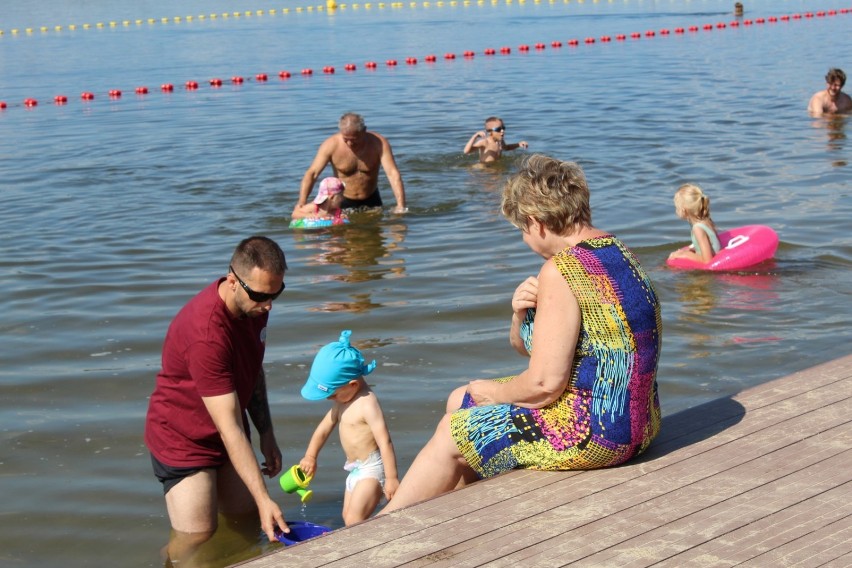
[163,462,258,566]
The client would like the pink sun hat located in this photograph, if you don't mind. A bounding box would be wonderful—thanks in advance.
[314,177,344,204]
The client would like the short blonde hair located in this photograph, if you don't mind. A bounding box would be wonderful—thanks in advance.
[501,154,591,234]
[673,183,712,221]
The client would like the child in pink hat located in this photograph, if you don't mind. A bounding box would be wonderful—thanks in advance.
[290,177,350,228]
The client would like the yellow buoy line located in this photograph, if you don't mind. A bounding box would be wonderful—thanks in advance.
[0,0,600,37]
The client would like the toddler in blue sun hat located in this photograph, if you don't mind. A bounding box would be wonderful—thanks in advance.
[298,330,399,526]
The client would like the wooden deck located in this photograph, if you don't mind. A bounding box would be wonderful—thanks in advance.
[238,354,852,567]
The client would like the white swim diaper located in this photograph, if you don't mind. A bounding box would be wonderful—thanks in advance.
[343,450,385,492]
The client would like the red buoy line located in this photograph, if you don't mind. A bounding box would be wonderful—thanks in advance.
[2,8,849,112]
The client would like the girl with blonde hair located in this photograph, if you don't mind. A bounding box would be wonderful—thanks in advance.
[669,183,721,264]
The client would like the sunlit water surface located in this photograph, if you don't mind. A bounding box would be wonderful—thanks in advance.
[1,0,850,565]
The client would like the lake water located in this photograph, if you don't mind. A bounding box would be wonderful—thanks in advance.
[1,0,851,566]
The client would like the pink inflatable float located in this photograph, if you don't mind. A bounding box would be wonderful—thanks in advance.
[667,225,779,271]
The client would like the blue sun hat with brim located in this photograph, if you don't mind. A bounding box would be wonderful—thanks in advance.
[301,330,377,401]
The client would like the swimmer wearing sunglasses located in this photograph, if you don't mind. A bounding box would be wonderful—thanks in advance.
[463,116,529,164]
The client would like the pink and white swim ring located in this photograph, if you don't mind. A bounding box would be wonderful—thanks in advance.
[667,225,778,271]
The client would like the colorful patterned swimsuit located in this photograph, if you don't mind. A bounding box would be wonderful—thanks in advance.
[450,236,662,478]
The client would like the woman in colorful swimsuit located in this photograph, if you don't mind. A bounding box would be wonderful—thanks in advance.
[381,155,662,512]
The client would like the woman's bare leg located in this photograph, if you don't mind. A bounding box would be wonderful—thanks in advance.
[379,414,474,514]
[446,385,468,413]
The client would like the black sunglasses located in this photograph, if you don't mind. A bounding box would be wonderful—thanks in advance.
[487,126,505,133]
[229,265,285,302]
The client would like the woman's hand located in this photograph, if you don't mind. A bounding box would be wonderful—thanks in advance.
[512,276,539,315]
[467,379,499,406]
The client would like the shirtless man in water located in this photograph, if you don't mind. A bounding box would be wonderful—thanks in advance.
[297,113,407,213]
[808,68,852,117]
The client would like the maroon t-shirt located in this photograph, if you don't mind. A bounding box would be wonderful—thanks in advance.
[145,279,268,467]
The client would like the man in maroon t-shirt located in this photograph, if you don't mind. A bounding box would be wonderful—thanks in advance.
[145,236,288,563]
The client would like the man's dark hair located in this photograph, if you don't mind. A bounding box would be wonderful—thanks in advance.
[230,236,287,275]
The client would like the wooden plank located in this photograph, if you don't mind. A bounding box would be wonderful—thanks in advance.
[470,408,851,567]
[234,354,852,568]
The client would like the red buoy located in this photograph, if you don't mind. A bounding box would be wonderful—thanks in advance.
[519,44,529,51]
[279,71,291,79]
[161,83,174,92]
[567,39,579,46]
[386,59,398,66]
[345,63,357,71]
[301,68,313,75]
[24,98,38,107]
[210,78,223,87]
[109,89,122,98]
[484,48,496,55]
[323,66,335,74]
[231,76,244,84]
[365,61,377,69]
[185,81,199,90]
[425,54,437,62]
[81,92,95,100]
[444,53,456,59]
[135,86,149,94]
[0,101,7,109]
[256,73,268,81]
[54,95,68,104]
[500,46,511,54]
[463,50,475,58]
[551,41,562,48]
